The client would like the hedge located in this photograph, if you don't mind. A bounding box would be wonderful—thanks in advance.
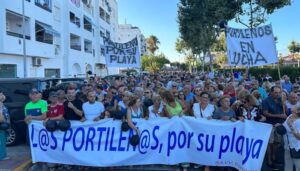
[217,66,300,83]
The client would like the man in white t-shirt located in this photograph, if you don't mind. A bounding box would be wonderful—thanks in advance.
[83,91,105,121]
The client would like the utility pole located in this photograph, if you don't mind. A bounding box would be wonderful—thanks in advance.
[22,0,27,78]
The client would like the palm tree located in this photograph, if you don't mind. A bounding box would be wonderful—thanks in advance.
[288,40,300,67]
[146,35,160,55]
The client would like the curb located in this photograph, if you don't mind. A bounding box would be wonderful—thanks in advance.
[13,159,32,171]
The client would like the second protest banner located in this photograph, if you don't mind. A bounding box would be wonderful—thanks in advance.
[226,24,278,67]
[103,37,140,68]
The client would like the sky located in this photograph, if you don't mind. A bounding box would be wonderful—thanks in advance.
[118,0,300,62]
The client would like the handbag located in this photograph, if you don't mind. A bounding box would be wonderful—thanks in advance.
[286,134,300,158]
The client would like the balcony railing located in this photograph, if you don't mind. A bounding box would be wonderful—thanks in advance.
[6,31,31,40]
[70,45,81,51]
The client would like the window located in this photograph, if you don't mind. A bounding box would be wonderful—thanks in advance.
[83,16,92,32]
[0,64,17,78]
[70,34,81,51]
[82,0,92,15]
[35,21,60,44]
[45,69,60,78]
[100,30,105,37]
[105,13,110,24]
[99,7,105,20]
[106,31,110,39]
[35,0,52,12]
[70,0,80,7]
[69,12,80,27]
[6,10,31,39]
[84,39,92,53]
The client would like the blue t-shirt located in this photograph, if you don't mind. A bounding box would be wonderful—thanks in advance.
[262,96,285,124]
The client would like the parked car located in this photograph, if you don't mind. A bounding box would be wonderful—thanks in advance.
[103,74,126,86]
[0,77,84,146]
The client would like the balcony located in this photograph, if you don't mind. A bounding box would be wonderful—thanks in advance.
[82,0,93,15]
[6,10,31,40]
[35,21,60,44]
[99,7,105,20]
[83,16,92,32]
[35,0,52,12]
[70,12,80,27]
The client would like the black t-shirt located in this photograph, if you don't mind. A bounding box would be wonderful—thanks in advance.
[63,99,83,120]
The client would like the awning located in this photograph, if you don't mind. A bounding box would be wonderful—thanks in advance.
[36,21,60,37]
[84,16,97,28]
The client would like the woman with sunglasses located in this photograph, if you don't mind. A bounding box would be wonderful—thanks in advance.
[148,94,164,119]
[235,94,266,122]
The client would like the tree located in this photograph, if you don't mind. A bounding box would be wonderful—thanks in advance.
[236,0,291,28]
[215,53,228,68]
[288,40,300,54]
[146,35,160,55]
[141,53,170,73]
[178,0,291,71]
[178,0,237,72]
[175,38,200,72]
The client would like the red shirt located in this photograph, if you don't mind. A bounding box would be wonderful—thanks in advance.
[47,104,64,118]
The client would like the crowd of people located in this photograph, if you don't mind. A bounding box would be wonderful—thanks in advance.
[1,71,300,171]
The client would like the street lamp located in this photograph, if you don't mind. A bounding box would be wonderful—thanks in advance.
[22,0,27,78]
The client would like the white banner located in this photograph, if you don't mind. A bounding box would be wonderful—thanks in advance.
[226,24,278,67]
[29,117,272,171]
[103,37,140,67]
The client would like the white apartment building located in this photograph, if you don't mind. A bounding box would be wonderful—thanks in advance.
[0,0,120,78]
[118,24,147,56]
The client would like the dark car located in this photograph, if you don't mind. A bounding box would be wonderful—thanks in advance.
[0,77,84,146]
[103,74,126,86]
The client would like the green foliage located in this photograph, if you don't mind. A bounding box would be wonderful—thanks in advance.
[146,35,160,55]
[219,66,300,82]
[141,54,170,73]
[235,0,291,28]
[288,40,300,54]
[215,53,228,67]
[212,32,226,52]
[178,0,237,54]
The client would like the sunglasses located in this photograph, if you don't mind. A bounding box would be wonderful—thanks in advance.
[112,92,117,95]
[144,92,150,94]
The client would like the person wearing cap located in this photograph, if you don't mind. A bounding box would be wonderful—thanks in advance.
[45,91,64,121]
[24,88,47,124]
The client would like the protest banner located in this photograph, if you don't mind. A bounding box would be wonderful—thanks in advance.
[29,117,272,171]
[103,37,140,68]
[226,24,278,67]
